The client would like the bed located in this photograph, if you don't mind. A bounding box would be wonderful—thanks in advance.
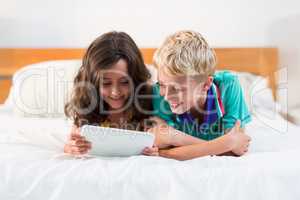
[1,48,300,200]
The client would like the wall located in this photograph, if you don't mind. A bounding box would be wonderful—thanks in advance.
[1,0,300,108]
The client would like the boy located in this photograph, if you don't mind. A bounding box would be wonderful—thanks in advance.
[143,31,251,160]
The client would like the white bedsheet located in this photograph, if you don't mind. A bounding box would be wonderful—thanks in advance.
[1,105,300,200]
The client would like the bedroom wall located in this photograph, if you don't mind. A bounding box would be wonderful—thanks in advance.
[1,0,300,109]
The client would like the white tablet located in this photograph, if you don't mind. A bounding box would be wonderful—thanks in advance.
[80,125,155,157]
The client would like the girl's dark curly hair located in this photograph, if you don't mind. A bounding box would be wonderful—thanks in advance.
[65,31,153,128]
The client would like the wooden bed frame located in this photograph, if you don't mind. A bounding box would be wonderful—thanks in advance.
[0,48,278,103]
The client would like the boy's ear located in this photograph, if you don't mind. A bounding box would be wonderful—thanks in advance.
[203,76,213,91]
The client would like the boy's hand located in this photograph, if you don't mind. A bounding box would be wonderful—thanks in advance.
[142,145,159,156]
[64,126,92,155]
[228,121,251,156]
[146,117,174,148]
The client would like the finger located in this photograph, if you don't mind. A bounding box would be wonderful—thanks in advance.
[73,141,91,148]
[69,133,76,140]
[69,139,77,146]
[142,149,152,155]
[243,142,249,149]
[143,147,150,151]
[83,142,92,150]
[150,152,159,156]
[143,149,153,155]
[64,144,72,154]
[149,116,159,122]
[237,151,245,156]
[142,150,159,156]
[70,135,84,141]
[79,148,89,154]
[69,139,87,147]
[142,148,148,153]
[143,126,149,132]
[71,138,91,146]
[143,147,157,155]
[152,147,158,152]
[71,148,83,155]
[77,140,91,145]
[142,151,151,156]
[74,150,88,155]
[147,147,158,153]
[69,139,78,146]
[146,128,155,134]
[72,150,87,156]
[75,127,81,135]
[71,129,80,137]
[71,134,86,140]
[72,147,89,154]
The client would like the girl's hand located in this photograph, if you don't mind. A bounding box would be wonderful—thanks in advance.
[142,145,159,156]
[228,121,251,156]
[64,126,92,155]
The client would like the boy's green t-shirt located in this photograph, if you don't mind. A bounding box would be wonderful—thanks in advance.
[152,71,251,141]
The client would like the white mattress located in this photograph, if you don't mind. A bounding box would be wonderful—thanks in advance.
[1,104,300,200]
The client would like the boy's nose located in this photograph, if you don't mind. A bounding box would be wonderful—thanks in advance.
[165,86,178,102]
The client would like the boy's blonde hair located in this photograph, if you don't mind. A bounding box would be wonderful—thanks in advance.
[153,30,216,77]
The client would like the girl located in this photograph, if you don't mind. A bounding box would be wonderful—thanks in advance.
[64,31,155,155]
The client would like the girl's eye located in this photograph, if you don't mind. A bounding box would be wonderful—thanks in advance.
[102,82,112,86]
[120,80,129,85]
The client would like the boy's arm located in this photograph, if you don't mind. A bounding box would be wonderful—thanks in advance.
[147,117,206,148]
[147,116,244,148]
[158,133,234,160]
[156,121,250,160]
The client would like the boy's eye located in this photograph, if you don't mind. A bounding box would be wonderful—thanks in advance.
[158,82,166,88]
[174,86,183,91]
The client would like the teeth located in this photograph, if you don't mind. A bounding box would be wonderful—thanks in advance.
[171,103,179,108]
[110,97,122,100]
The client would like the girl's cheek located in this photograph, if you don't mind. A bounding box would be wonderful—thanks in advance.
[99,88,110,98]
[121,85,131,95]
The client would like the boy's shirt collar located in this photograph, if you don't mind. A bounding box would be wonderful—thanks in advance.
[175,83,225,126]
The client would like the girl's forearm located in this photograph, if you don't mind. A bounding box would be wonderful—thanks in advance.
[159,134,234,161]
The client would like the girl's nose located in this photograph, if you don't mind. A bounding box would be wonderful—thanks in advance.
[111,86,121,96]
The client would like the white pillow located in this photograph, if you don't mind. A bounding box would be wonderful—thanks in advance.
[8,59,276,118]
[11,60,82,117]
[227,71,275,112]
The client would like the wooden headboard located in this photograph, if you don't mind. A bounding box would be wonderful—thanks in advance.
[0,48,278,103]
